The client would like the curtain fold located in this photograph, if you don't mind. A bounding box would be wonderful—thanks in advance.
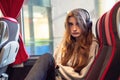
[0,0,29,65]
[0,0,24,18]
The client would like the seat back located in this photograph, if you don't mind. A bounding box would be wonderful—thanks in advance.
[85,12,111,80]
[86,1,120,80]
[99,1,120,80]
[0,17,20,75]
[0,21,8,47]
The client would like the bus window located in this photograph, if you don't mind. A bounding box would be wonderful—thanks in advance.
[22,0,53,56]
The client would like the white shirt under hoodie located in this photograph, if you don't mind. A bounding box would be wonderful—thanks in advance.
[53,38,99,80]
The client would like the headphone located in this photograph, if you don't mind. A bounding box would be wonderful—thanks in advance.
[81,9,92,31]
[72,8,92,31]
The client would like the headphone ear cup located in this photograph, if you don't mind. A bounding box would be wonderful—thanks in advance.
[83,9,92,31]
[87,21,92,28]
[87,20,92,31]
[88,21,92,27]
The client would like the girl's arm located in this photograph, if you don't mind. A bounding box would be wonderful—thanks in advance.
[58,41,99,79]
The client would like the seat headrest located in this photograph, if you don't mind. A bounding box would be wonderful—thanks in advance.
[0,21,9,47]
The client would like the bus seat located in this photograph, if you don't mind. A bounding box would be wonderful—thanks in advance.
[86,1,120,80]
[85,12,110,80]
[0,17,20,77]
[99,1,120,79]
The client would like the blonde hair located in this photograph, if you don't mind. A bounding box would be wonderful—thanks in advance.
[61,8,94,72]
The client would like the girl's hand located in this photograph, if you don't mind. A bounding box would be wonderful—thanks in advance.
[55,64,59,69]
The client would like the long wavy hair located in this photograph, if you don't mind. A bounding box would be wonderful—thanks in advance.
[61,8,94,72]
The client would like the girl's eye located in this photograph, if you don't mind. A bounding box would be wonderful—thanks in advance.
[76,22,79,26]
[68,22,73,26]
[68,22,79,27]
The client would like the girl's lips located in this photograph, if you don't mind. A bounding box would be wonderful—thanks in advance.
[72,33,79,34]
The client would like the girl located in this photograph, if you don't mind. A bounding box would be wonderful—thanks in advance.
[25,8,99,80]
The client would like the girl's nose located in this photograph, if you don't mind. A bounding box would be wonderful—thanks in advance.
[73,25,77,30]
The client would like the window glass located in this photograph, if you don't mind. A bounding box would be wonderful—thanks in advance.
[23,0,53,55]
[0,11,3,17]
[97,0,118,17]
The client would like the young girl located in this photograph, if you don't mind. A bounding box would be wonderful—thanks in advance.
[25,8,99,80]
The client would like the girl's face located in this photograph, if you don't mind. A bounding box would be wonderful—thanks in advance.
[68,16,82,38]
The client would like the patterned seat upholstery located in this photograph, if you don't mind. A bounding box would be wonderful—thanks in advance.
[0,17,19,77]
[86,1,120,80]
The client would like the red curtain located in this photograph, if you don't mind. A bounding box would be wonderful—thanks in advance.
[0,0,29,65]
[0,0,24,18]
